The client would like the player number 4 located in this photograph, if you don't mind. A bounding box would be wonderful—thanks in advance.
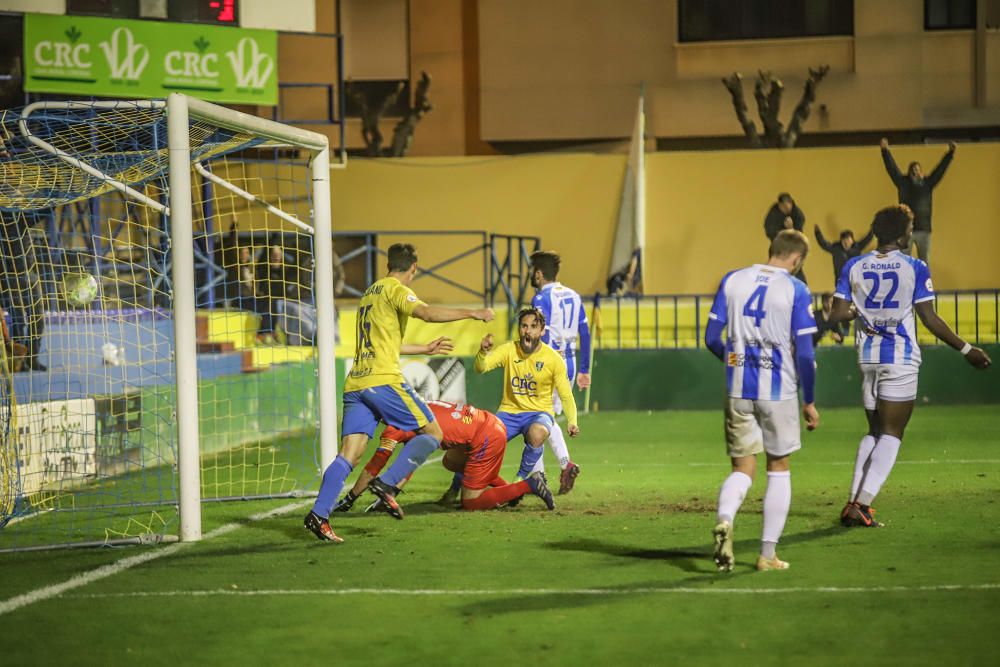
[743,285,768,327]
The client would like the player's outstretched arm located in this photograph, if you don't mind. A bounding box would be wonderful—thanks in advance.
[413,304,494,324]
[401,336,454,356]
[915,301,992,369]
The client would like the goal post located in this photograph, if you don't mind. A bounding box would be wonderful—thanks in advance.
[0,94,339,550]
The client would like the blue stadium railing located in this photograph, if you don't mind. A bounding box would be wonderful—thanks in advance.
[592,289,1000,350]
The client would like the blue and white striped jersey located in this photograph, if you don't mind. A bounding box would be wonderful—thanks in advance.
[709,265,817,401]
[532,282,591,377]
[834,249,934,367]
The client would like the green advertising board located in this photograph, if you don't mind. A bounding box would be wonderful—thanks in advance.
[23,13,277,105]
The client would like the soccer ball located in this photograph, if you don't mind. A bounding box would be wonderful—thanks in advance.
[64,273,99,308]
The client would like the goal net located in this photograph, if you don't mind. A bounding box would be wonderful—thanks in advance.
[0,95,338,551]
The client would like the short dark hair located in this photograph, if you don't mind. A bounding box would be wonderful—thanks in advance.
[517,306,546,329]
[872,205,913,245]
[530,250,561,281]
[907,161,921,174]
[777,192,794,205]
[839,230,855,241]
[387,243,418,272]
[769,229,809,259]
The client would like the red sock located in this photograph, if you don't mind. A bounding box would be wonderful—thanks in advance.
[487,476,508,488]
[363,447,393,477]
[461,481,530,511]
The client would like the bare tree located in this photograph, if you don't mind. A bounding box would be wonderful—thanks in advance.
[348,72,433,157]
[722,66,830,148]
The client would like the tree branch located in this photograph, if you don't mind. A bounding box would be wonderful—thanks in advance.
[721,72,761,147]
[388,71,433,157]
[783,65,830,148]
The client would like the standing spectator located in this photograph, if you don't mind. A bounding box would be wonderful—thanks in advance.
[812,293,846,345]
[879,138,955,264]
[0,210,45,371]
[764,193,808,284]
[814,225,875,285]
[255,244,289,343]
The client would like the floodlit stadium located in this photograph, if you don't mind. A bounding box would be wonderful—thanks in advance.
[0,2,998,666]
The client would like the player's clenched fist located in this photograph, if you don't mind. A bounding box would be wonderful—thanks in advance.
[472,308,495,322]
[480,333,494,353]
[567,424,580,437]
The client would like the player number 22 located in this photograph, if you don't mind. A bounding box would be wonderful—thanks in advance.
[742,285,768,327]
[862,271,900,309]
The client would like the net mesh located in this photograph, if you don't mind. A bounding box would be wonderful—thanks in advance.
[0,100,324,550]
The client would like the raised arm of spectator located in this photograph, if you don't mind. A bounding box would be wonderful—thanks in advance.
[813,225,834,252]
[926,142,956,188]
[856,225,876,251]
[880,138,904,187]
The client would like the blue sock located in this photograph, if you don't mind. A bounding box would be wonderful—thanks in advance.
[449,473,464,492]
[312,455,353,518]
[380,434,440,487]
[517,444,543,479]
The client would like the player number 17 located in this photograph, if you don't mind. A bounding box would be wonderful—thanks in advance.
[742,285,768,327]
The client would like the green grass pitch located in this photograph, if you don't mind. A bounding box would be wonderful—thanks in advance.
[2,405,997,666]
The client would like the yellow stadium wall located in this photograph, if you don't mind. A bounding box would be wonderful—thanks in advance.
[326,143,1000,300]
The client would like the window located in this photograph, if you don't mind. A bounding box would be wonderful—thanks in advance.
[67,0,140,18]
[925,0,976,29]
[678,0,854,43]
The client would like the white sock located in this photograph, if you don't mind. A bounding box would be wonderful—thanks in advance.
[717,471,753,524]
[761,471,791,553]
[546,421,571,470]
[850,434,877,501]
[856,435,901,506]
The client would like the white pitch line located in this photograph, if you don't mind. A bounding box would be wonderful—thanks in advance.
[0,500,311,618]
[662,460,1000,468]
[0,451,446,618]
[61,582,1000,599]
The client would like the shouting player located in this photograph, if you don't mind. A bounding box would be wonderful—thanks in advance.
[830,204,991,527]
[303,243,493,542]
[333,400,554,512]
[475,306,580,502]
[528,250,590,494]
[705,229,820,572]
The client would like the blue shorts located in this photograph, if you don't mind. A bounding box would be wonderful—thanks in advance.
[342,383,434,438]
[496,411,554,443]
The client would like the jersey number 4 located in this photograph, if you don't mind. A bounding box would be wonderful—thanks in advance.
[742,285,768,327]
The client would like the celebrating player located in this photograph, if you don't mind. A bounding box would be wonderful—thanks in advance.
[528,250,590,494]
[705,229,820,572]
[830,204,991,528]
[333,400,554,513]
[474,306,580,503]
[303,243,493,542]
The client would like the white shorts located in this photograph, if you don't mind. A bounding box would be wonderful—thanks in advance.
[860,363,919,409]
[724,397,802,459]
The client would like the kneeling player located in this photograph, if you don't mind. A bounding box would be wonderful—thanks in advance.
[333,400,554,512]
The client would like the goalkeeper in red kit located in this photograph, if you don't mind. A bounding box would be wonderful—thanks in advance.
[332,400,554,512]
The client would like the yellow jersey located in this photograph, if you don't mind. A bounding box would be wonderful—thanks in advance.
[474,340,578,427]
[344,276,426,392]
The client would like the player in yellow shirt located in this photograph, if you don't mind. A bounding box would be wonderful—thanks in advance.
[475,306,580,499]
[305,243,493,542]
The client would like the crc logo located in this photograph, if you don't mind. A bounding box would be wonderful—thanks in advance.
[33,25,92,69]
[226,37,273,89]
[165,37,219,78]
[510,375,538,393]
[99,27,149,81]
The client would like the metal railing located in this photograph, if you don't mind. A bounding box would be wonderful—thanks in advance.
[593,290,1000,350]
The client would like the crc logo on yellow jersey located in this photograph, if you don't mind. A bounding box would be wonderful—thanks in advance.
[511,372,538,394]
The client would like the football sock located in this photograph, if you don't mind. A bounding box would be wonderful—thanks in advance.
[546,421,571,470]
[717,471,753,524]
[856,434,901,506]
[761,541,778,559]
[462,481,531,510]
[380,434,440,487]
[448,473,464,492]
[517,443,544,479]
[363,445,394,478]
[761,471,791,549]
[849,434,877,501]
[312,455,354,518]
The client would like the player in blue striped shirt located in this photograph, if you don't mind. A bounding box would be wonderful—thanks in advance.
[705,230,820,571]
[830,204,991,527]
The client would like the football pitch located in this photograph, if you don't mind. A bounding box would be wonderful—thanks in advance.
[2,405,997,666]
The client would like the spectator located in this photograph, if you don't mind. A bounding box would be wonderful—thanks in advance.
[879,138,955,264]
[764,193,807,284]
[255,244,289,343]
[606,248,642,297]
[0,210,45,371]
[813,293,846,346]
[814,225,875,284]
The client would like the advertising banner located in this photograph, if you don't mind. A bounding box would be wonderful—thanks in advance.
[23,13,277,105]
